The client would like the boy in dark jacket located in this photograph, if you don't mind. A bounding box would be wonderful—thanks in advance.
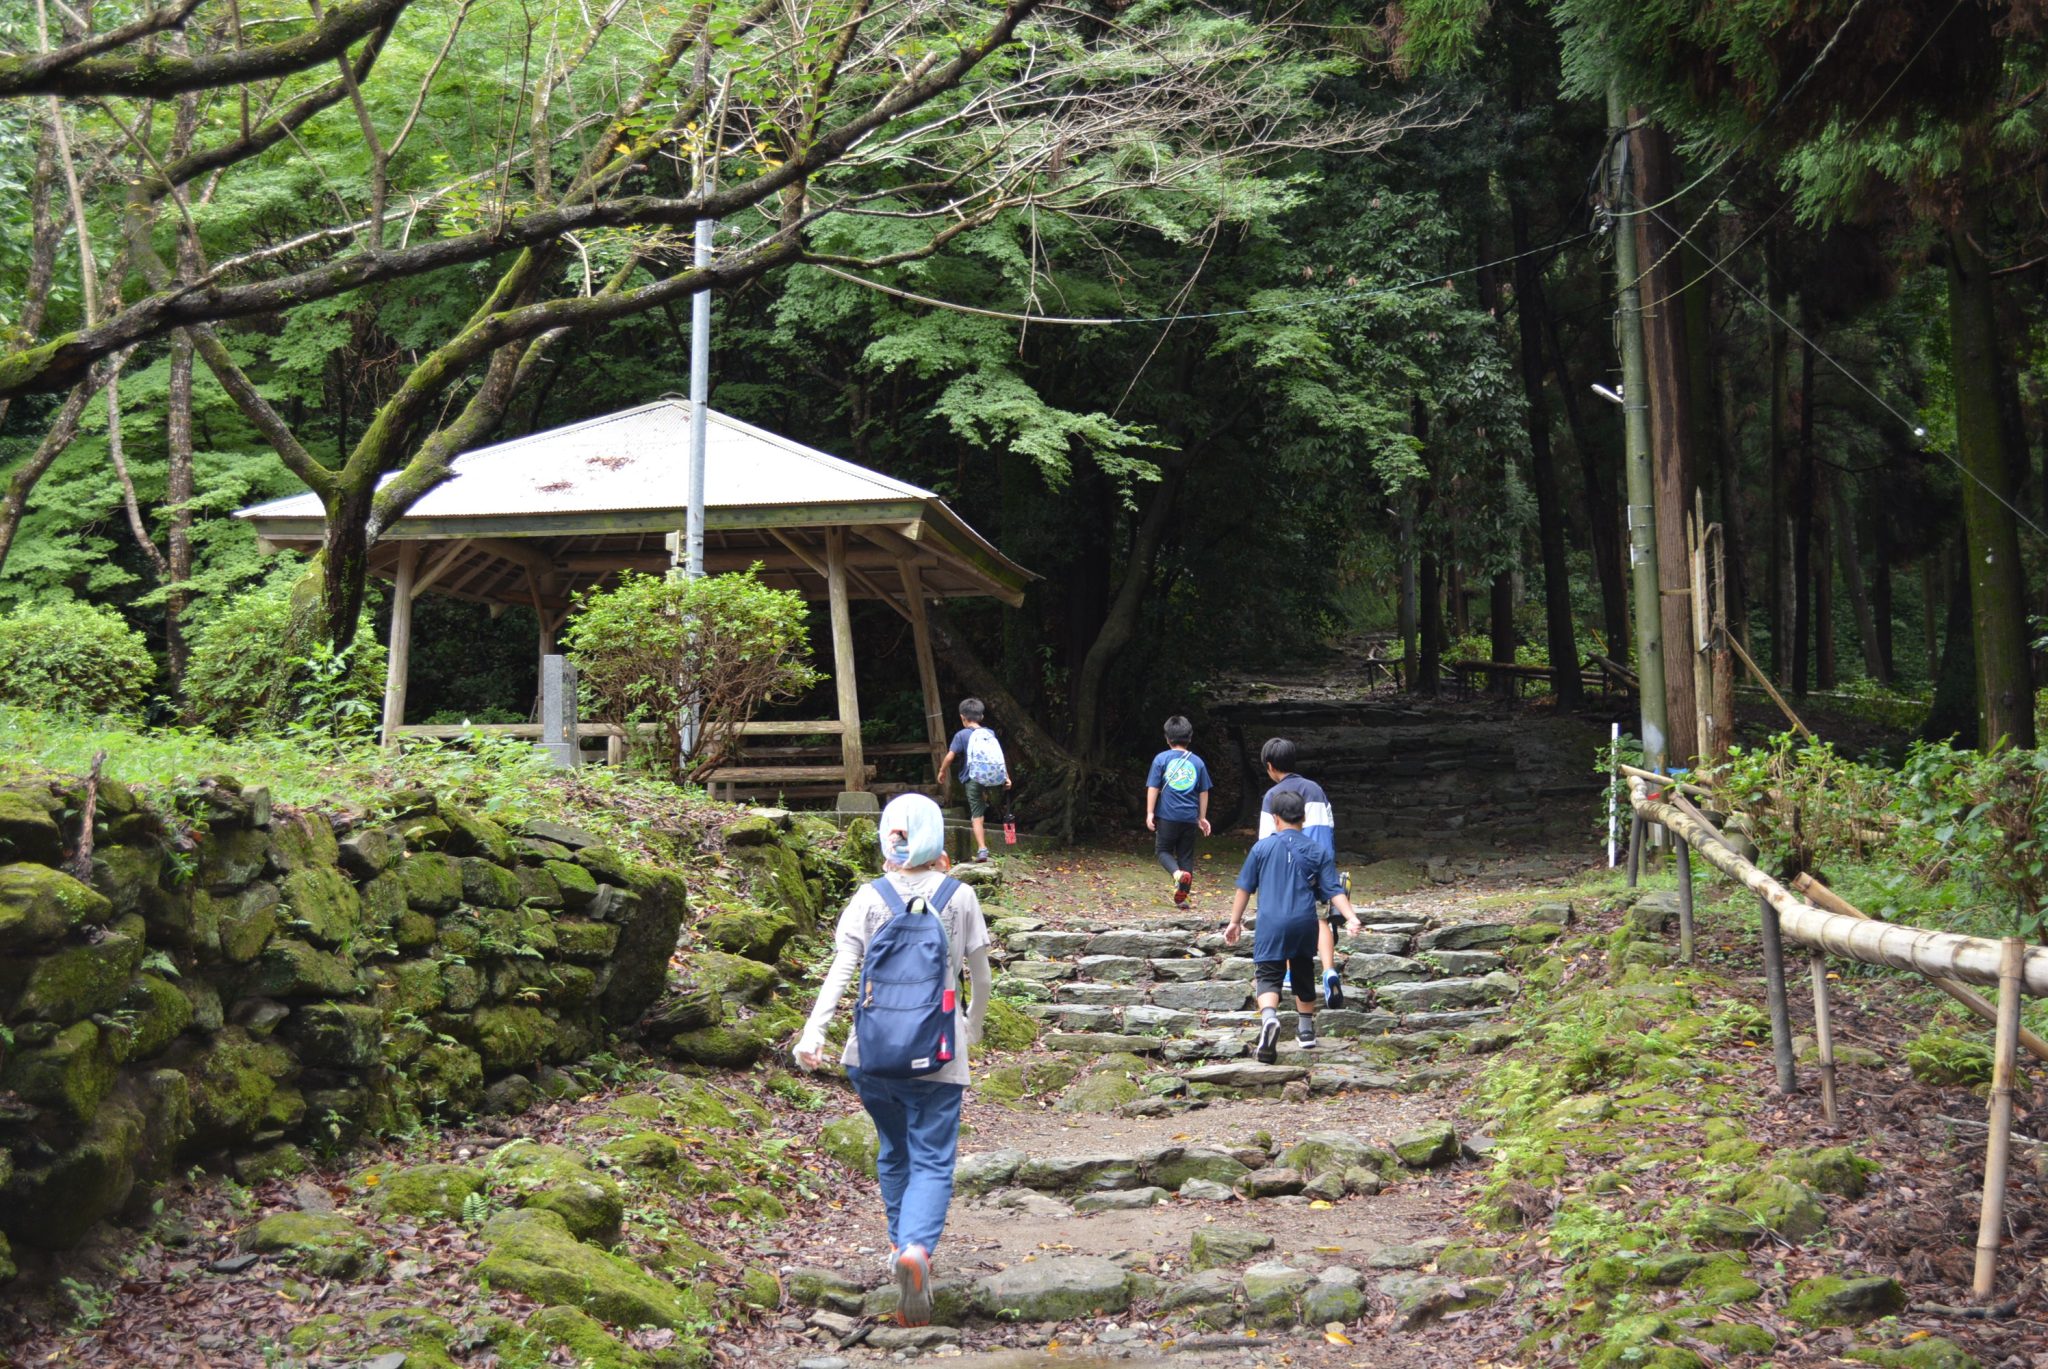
[1225,790,1362,1062]
[1144,715,1213,905]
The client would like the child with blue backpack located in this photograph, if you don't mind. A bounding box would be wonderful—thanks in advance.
[794,793,992,1328]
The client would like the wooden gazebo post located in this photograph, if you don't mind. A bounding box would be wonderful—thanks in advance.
[899,559,948,774]
[380,542,419,749]
[824,528,867,790]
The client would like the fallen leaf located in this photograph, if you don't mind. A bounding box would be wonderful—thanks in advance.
[1324,1331,1354,1345]
[1309,1200,1333,1210]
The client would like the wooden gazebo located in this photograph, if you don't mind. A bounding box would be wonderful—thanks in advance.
[237,400,1032,795]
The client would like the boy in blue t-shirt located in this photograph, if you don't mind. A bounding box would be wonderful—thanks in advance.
[1144,715,1213,906]
[1226,790,1362,1062]
[1257,736,1347,1010]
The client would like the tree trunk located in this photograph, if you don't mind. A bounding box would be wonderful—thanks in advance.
[163,327,195,685]
[1815,462,1837,691]
[1922,557,1941,687]
[1832,474,1883,682]
[1767,230,1794,683]
[1489,569,1516,693]
[0,107,63,438]
[1418,544,1442,697]
[1070,460,1187,761]
[1547,309,1628,655]
[1715,353,1752,650]
[1791,327,1816,696]
[1398,487,1419,690]
[1872,509,1894,684]
[1631,118,1700,762]
[0,374,101,575]
[1926,539,1981,746]
[1947,194,2035,748]
[1510,197,1582,707]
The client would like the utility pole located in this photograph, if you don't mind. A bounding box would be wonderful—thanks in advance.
[685,213,712,579]
[1610,85,1670,770]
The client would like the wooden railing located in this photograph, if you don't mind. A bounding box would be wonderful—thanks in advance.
[1623,770,2045,1298]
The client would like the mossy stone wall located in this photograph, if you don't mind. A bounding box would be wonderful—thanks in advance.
[0,777,711,1267]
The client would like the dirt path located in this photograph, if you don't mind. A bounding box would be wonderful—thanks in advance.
[763,839,1593,1368]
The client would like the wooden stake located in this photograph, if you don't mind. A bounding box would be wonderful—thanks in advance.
[1725,632,1816,741]
[1758,893,1796,1094]
[1972,936,2025,1300]
[1808,949,1838,1126]
[1674,835,1695,964]
[1626,811,1645,887]
[899,558,948,778]
[1793,873,2048,1065]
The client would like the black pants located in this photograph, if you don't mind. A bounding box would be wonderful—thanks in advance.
[1154,818,1199,876]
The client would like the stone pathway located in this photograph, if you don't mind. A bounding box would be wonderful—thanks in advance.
[771,845,1580,1366]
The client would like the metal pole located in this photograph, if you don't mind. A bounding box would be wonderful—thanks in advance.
[686,215,713,580]
[1609,85,1669,771]
[1757,893,1796,1095]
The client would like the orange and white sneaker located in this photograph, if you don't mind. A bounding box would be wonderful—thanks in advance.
[892,1244,932,1327]
[1173,870,1192,906]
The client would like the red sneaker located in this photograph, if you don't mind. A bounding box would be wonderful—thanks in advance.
[1173,870,1192,906]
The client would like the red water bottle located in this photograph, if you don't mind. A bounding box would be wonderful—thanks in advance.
[1003,810,1017,845]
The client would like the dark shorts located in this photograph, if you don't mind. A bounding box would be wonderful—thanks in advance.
[962,778,996,818]
[1154,818,1199,872]
[1254,955,1318,1005]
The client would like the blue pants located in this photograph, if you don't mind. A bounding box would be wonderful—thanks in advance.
[847,1068,966,1254]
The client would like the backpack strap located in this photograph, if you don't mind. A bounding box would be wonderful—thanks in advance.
[870,877,910,919]
[926,876,964,916]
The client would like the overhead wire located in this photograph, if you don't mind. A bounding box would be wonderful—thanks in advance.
[810,227,1594,329]
[1641,201,2048,547]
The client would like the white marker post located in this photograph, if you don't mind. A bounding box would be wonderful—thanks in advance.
[1607,721,1621,867]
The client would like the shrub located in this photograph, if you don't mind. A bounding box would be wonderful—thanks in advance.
[183,564,386,737]
[562,567,821,783]
[0,599,157,717]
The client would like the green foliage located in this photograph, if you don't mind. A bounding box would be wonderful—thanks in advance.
[563,568,820,783]
[183,563,385,737]
[0,598,156,717]
[1904,1031,1994,1087]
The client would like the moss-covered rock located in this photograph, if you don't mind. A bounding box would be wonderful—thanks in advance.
[1696,1321,1776,1355]
[981,998,1038,1051]
[1391,1121,1459,1168]
[575,845,632,886]
[1685,1204,1765,1249]
[493,1144,625,1246]
[179,1027,298,1147]
[212,883,281,963]
[466,1005,560,1073]
[1189,1227,1275,1271]
[700,906,799,962]
[0,790,64,866]
[1786,1274,1906,1327]
[367,1162,486,1219]
[4,1019,114,1123]
[242,936,356,998]
[1845,1337,1981,1368]
[599,863,688,1026]
[682,951,777,1004]
[284,1002,384,1069]
[1733,1173,1827,1240]
[554,919,619,962]
[1681,1255,1762,1306]
[461,858,524,909]
[117,973,193,1062]
[1057,1072,1140,1114]
[1,1090,145,1247]
[545,859,600,909]
[662,1023,768,1069]
[277,865,360,948]
[269,814,340,873]
[710,1186,788,1224]
[478,1208,709,1328]
[337,826,397,879]
[399,853,464,913]
[5,925,143,1021]
[599,1130,687,1177]
[842,817,881,875]
[411,1041,485,1114]
[200,826,270,891]
[442,808,514,864]
[1770,1146,1875,1198]
[820,1114,880,1177]
[0,863,112,950]
[241,1211,378,1279]
[728,842,815,928]
[1278,1132,1398,1181]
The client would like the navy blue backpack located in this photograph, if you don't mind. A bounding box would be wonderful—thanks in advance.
[854,877,962,1078]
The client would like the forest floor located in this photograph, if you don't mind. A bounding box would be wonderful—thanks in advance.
[5,835,2044,1369]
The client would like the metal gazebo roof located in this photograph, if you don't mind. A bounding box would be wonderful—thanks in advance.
[235,399,1032,610]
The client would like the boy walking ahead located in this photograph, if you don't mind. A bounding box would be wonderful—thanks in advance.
[935,697,1010,862]
[1145,715,1213,905]
[1257,737,1346,1009]
[1226,790,1362,1062]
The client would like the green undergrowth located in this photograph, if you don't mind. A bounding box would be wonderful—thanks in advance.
[1464,883,1942,1368]
[0,704,739,863]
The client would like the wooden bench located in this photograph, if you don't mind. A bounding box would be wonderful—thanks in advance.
[698,764,877,802]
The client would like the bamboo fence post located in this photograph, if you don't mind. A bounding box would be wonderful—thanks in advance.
[1674,835,1695,964]
[1757,893,1796,1094]
[1626,812,1645,887]
[1972,936,2025,1300]
[1808,949,1838,1125]
[1791,874,2048,1065]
